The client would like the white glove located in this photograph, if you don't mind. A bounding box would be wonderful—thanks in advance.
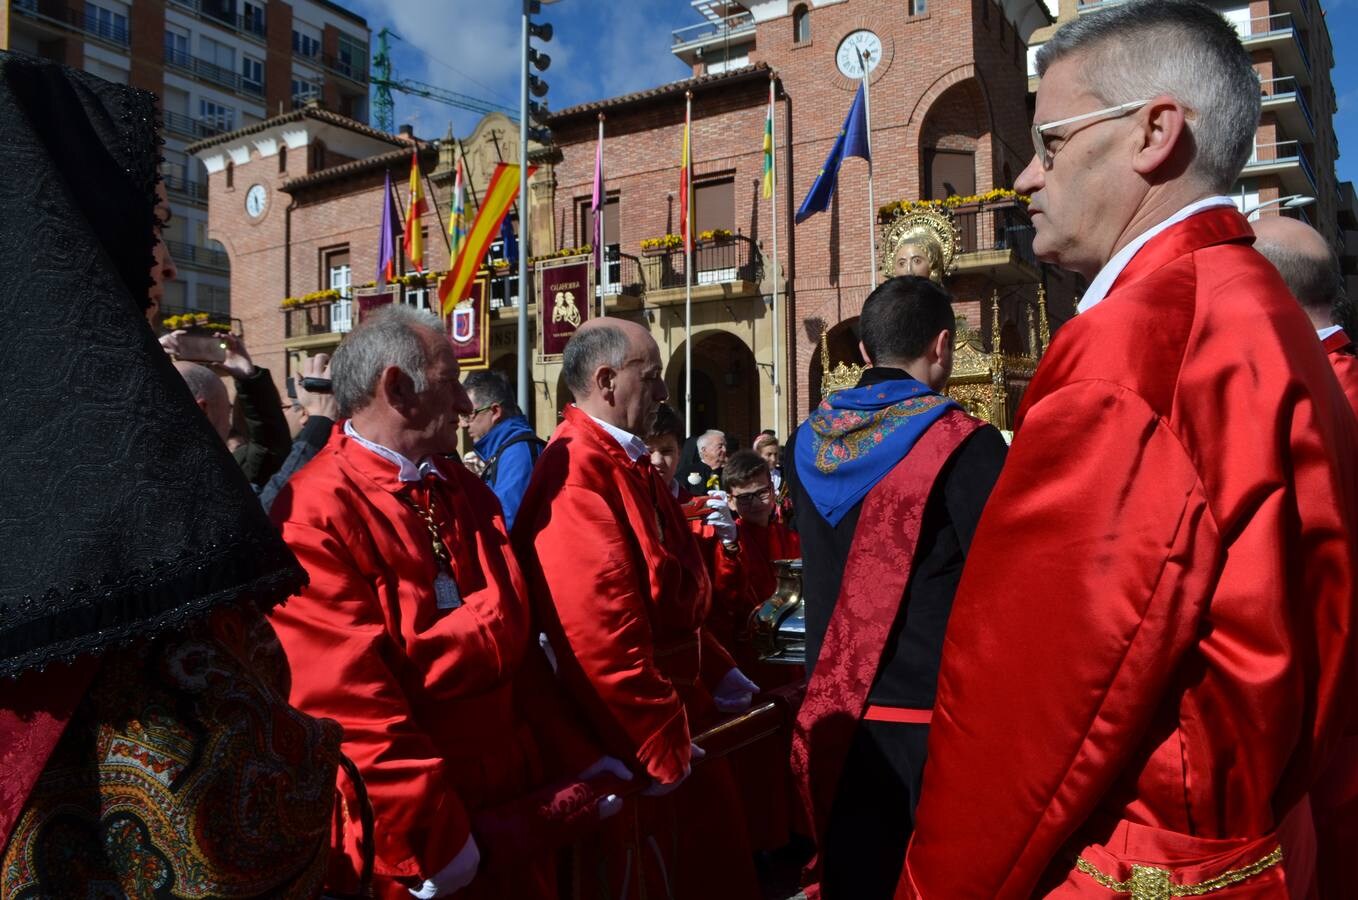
[409,834,480,898]
[704,497,738,544]
[713,667,760,713]
[578,755,633,819]
[641,743,705,797]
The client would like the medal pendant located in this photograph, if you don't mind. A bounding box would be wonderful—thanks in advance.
[434,571,463,610]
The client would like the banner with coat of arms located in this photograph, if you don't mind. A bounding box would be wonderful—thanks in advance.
[443,273,491,370]
[537,254,593,362]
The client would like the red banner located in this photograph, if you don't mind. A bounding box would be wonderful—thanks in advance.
[537,255,592,362]
[357,288,398,323]
[446,274,490,370]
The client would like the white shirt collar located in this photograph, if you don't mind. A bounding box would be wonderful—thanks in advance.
[1318,325,1344,341]
[1078,196,1237,314]
[344,420,446,482]
[581,407,650,463]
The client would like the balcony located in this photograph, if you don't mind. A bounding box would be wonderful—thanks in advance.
[162,171,208,204]
[643,236,761,306]
[163,110,225,141]
[284,299,353,344]
[949,199,1041,284]
[322,53,369,85]
[169,0,267,42]
[11,0,130,47]
[164,47,264,99]
[1241,13,1311,82]
[1260,76,1315,139]
[164,239,230,272]
[1243,141,1317,195]
[598,249,644,303]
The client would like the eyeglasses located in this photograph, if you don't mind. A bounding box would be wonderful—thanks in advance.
[1030,99,1150,170]
[731,487,773,505]
[459,404,495,422]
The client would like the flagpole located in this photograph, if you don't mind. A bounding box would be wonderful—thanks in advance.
[684,90,694,437]
[861,51,877,289]
[596,112,605,319]
[769,73,782,439]
[517,5,531,414]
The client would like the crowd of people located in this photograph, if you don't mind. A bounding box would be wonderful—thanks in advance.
[3,1,1358,898]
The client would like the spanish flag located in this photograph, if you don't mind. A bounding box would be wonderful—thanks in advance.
[679,99,692,254]
[439,162,533,316]
[403,150,427,273]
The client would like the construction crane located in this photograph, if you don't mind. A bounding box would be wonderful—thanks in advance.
[371,29,517,133]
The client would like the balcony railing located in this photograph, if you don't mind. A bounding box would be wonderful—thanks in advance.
[646,236,760,291]
[170,0,267,40]
[164,239,230,272]
[946,199,1038,270]
[162,172,208,203]
[1244,13,1311,73]
[285,299,353,338]
[164,47,263,98]
[1246,140,1317,190]
[672,12,757,48]
[1260,76,1315,135]
[12,0,130,46]
[598,249,644,298]
[322,53,369,84]
[163,110,226,140]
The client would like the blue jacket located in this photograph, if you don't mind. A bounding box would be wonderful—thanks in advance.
[473,414,541,530]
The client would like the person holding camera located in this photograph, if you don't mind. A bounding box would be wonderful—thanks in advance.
[262,353,338,512]
[161,329,291,487]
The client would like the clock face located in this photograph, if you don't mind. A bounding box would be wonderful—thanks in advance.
[245,184,267,218]
[836,29,883,79]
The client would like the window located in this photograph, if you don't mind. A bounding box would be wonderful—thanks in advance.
[164,26,189,68]
[575,197,621,295]
[924,150,975,200]
[489,217,521,308]
[200,98,236,133]
[291,77,321,106]
[241,56,263,95]
[292,28,321,58]
[792,5,810,43]
[337,34,369,80]
[694,178,735,234]
[278,145,288,173]
[200,35,235,71]
[225,161,234,189]
[242,1,265,36]
[325,247,353,333]
[84,2,128,44]
[909,0,927,15]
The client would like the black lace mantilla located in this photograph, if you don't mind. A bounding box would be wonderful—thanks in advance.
[0,52,307,678]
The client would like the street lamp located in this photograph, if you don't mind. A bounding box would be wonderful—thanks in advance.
[1243,194,1316,220]
[518,0,559,414]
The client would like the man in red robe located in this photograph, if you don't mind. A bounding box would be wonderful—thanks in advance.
[514,317,761,900]
[900,3,1358,897]
[269,305,628,900]
[788,278,1006,899]
[1253,214,1358,420]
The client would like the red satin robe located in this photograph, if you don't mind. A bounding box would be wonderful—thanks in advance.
[899,208,1358,898]
[514,405,759,900]
[268,429,597,900]
[1322,329,1358,420]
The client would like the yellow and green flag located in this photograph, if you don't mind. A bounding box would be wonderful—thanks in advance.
[762,80,774,200]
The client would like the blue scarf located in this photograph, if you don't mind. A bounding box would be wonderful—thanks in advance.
[794,377,957,526]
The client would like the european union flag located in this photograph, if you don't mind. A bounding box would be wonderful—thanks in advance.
[500,215,518,267]
[795,84,870,224]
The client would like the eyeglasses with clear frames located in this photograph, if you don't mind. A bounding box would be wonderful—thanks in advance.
[1030,99,1150,170]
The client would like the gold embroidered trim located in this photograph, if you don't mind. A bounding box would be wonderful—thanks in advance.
[1075,846,1282,899]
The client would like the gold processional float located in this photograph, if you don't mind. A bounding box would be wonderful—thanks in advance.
[753,204,1050,667]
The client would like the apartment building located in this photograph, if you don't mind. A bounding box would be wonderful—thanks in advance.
[4,0,371,320]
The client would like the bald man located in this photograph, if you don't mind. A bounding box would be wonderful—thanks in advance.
[1253,214,1358,895]
[174,360,231,441]
[513,317,760,900]
[1253,215,1358,419]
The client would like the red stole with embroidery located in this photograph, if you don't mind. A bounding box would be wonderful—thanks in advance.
[791,409,983,896]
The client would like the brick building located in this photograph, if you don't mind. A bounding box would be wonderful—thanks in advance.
[4,0,370,320]
[196,0,1070,443]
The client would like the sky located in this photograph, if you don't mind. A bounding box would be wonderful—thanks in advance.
[347,0,1358,187]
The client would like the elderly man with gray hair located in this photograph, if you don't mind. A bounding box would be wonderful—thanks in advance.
[899,2,1358,897]
[266,305,628,900]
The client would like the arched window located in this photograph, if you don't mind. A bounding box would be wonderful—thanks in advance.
[225,161,234,189]
[278,144,288,173]
[793,5,810,43]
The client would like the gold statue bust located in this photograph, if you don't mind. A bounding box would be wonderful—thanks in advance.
[880,206,959,284]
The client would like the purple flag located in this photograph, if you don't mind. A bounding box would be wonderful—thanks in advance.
[377,171,396,288]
